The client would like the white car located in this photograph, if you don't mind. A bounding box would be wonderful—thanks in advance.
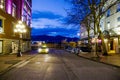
[38,45,49,53]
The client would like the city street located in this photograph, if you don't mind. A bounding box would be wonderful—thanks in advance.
[0,49,120,80]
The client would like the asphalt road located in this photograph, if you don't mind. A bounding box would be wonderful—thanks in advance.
[0,49,120,80]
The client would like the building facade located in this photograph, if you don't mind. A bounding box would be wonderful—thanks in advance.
[80,15,94,45]
[80,0,120,54]
[100,1,120,54]
[0,0,32,54]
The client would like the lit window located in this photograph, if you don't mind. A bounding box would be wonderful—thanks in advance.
[85,31,88,35]
[116,3,120,12]
[107,22,110,29]
[12,3,16,17]
[0,0,5,10]
[81,33,84,36]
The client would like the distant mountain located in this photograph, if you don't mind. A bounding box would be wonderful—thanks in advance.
[31,35,79,43]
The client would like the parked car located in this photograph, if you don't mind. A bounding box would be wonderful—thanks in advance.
[80,46,91,52]
[73,46,92,55]
[66,46,72,52]
[72,47,83,55]
[31,42,39,50]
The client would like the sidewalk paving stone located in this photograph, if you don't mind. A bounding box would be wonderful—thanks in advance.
[0,51,37,75]
[78,52,120,68]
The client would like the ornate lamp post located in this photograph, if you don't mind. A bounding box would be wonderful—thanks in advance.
[14,21,26,57]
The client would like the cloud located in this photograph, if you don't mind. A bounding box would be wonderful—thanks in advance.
[32,10,63,19]
[32,17,79,29]
[31,27,79,37]
[31,0,80,37]
[32,15,80,37]
[32,11,68,29]
[32,18,62,29]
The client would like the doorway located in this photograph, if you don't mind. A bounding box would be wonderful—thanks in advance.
[110,39,113,50]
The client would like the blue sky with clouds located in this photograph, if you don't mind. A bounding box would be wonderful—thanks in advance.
[32,0,80,38]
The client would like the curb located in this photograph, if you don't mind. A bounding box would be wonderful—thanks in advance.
[0,55,36,76]
[77,54,120,68]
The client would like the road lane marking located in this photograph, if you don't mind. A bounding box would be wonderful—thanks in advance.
[16,61,30,68]
[35,61,41,64]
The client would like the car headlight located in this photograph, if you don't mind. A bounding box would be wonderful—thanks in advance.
[45,48,49,52]
[38,48,42,52]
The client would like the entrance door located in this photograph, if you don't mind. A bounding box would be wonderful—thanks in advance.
[110,39,113,50]
[0,41,3,53]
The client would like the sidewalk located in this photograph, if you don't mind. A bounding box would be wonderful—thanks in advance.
[0,51,37,75]
[78,52,120,68]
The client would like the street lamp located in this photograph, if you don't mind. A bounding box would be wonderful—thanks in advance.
[14,21,26,57]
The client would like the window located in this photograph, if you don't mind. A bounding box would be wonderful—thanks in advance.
[117,3,120,12]
[0,0,5,10]
[85,31,88,36]
[0,19,2,27]
[81,33,84,36]
[117,17,120,22]
[106,9,110,17]
[0,41,3,53]
[22,9,27,23]
[107,22,110,29]
[12,22,15,35]
[27,18,31,26]
[0,19,3,33]
[22,15,27,23]
[28,9,31,15]
[24,2,27,10]
[12,3,16,17]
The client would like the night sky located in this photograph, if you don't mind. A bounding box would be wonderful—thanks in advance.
[32,0,80,38]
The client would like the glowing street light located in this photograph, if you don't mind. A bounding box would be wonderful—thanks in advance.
[14,21,26,57]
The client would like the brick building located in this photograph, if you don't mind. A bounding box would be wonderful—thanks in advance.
[0,0,32,54]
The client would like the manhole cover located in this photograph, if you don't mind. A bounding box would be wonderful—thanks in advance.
[5,60,21,64]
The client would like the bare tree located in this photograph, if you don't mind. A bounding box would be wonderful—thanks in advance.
[66,0,120,56]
